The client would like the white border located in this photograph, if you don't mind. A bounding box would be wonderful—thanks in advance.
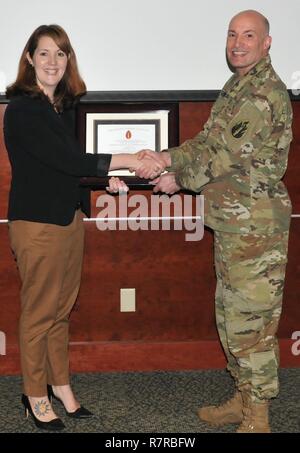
[86,111,169,176]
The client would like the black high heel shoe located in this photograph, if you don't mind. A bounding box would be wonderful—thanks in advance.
[21,394,65,431]
[47,385,93,419]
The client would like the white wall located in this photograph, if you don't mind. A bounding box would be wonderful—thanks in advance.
[0,0,299,93]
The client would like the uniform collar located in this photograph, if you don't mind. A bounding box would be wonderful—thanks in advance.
[223,55,272,97]
[245,54,272,78]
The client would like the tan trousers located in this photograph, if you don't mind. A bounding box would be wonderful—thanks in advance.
[8,210,85,396]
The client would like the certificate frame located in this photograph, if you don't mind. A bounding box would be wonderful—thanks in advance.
[86,112,168,177]
[77,102,179,187]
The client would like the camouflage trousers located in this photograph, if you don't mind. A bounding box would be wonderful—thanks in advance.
[214,230,289,402]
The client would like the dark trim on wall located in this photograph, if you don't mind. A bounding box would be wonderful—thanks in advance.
[1,89,299,104]
[79,90,220,103]
[0,90,218,104]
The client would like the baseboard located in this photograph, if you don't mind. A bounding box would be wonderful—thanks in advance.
[0,339,298,375]
[69,340,227,372]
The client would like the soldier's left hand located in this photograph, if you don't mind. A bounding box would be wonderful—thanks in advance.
[150,172,180,194]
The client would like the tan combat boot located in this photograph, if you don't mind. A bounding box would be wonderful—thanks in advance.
[236,391,270,433]
[198,391,243,426]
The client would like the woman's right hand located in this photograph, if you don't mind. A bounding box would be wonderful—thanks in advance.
[134,150,168,179]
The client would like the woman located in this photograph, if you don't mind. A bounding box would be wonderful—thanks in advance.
[4,24,161,431]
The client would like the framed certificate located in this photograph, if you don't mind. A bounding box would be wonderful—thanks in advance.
[86,111,169,176]
[76,101,179,187]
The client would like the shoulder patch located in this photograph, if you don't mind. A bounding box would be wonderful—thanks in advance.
[231,121,249,138]
[224,100,265,154]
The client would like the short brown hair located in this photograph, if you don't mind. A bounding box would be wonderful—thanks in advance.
[6,24,86,111]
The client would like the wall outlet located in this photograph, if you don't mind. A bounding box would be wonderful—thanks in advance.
[120,288,136,312]
[0,331,6,356]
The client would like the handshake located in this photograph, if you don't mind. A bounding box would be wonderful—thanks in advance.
[131,149,171,179]
[107,149,181,195]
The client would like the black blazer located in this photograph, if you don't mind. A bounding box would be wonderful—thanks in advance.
[4,95,111,225]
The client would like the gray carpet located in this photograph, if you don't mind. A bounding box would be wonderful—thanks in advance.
[0,369,299,433]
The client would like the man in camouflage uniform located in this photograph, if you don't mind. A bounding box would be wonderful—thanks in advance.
[137,10,293,432]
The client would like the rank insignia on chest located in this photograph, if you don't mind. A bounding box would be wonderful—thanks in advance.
[231,121,249,138]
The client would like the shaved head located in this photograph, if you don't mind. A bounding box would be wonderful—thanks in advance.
[230,10,270,36]
[226,10,272,76]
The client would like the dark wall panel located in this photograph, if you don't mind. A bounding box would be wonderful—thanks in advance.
[0,100,299,374]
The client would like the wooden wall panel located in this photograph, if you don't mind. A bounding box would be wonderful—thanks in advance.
[179,102,214,143]
[278,219,300,337]
[1,99,299,375]
[285,101,300,213]
[71,219,216,342]
[0,105,9,218]
[0,225,20,340]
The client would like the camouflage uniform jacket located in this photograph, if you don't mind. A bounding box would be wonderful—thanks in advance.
[168,56,293,234]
